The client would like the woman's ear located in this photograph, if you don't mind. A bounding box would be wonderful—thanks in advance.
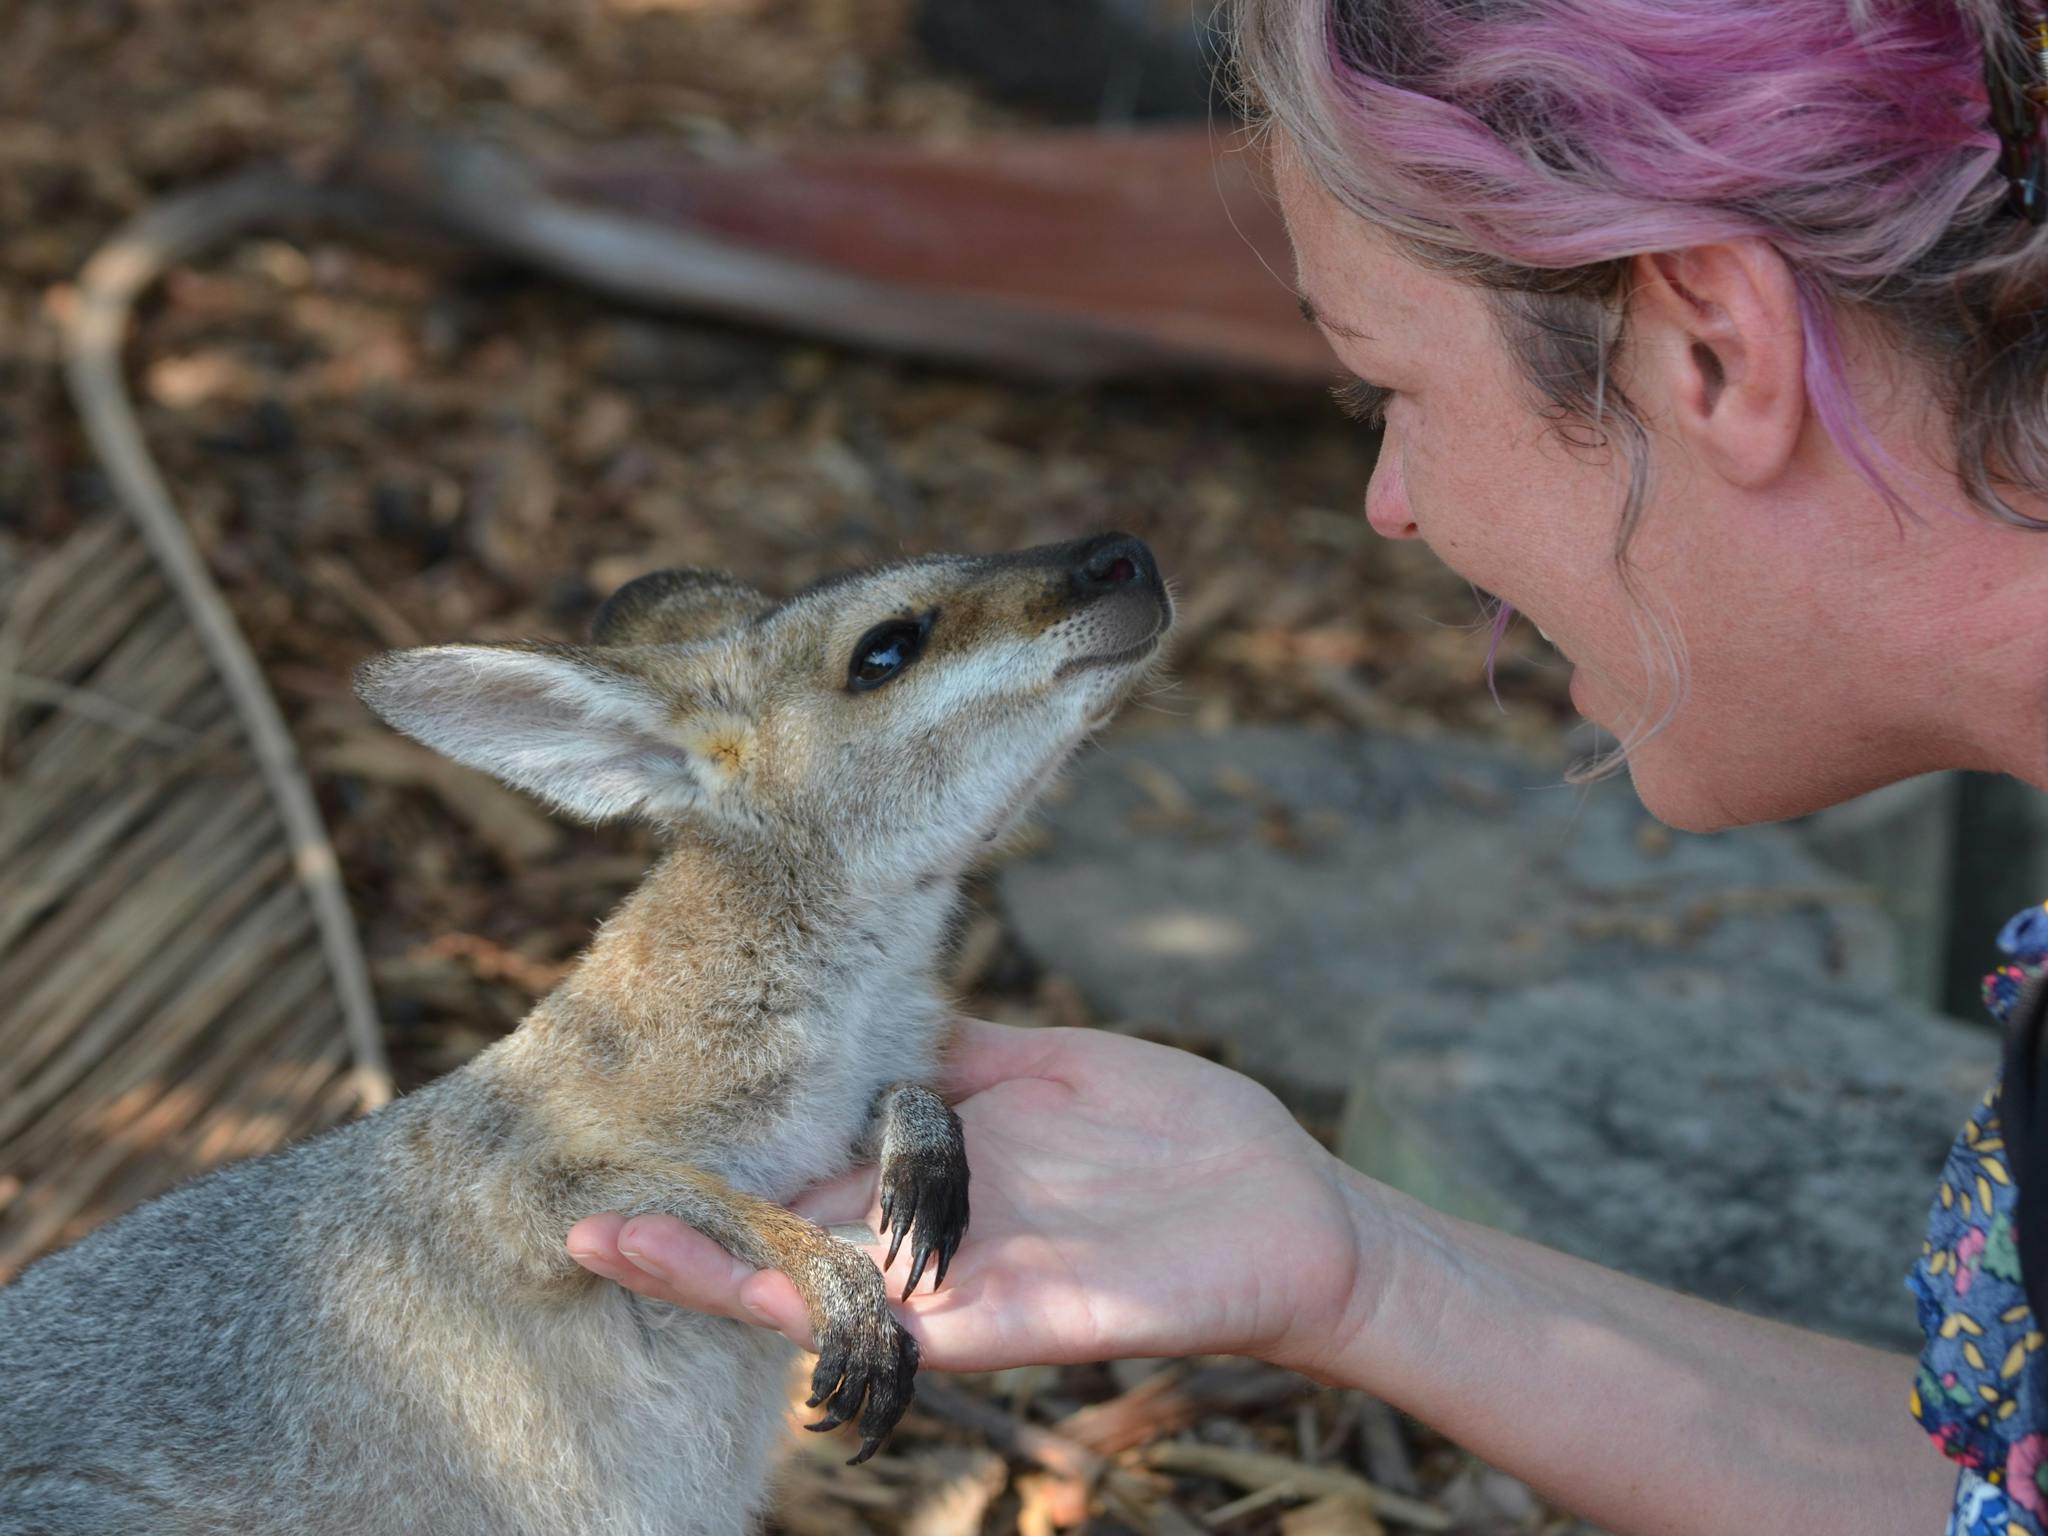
[1629,241,1806,489]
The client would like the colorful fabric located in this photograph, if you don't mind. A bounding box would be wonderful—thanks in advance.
[1912,901,2048,1535]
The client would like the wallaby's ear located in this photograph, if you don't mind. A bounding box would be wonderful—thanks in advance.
[354,644,708,823]
[591,569,770,647]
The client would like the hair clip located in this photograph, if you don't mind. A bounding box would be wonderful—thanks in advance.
[1990,1,2048,223]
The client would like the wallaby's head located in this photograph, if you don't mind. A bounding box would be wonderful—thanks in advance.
[356,534,1171,882]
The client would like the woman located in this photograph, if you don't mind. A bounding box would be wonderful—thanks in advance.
[568,2,2048,1529]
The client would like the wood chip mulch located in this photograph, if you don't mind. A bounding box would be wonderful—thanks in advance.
[1,1,1587,1531]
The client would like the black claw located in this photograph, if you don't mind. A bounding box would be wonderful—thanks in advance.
[808,1344,848,1409]
[846,1419,886,1464]
[903,1236,934,1298]
[846,1331,918,1463]
[806,1381,864,1434]
[809,1308,921,1463]
[884,1214,908,1271]
[879,1157,971,1298]
[876,1140,969,1302]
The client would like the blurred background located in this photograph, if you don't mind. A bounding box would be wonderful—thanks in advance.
[1,2,2037,1531]
[0,0,1586,1081]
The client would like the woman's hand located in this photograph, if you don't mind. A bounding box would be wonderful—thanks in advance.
[570,1018,1961,1534]
[567,1020,1375,1377]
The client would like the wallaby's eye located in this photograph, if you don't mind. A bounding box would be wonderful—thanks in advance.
[847,616,931,692]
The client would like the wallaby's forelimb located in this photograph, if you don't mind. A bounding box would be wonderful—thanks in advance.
[544,1155,919,1464]
[869,1082,970,1297]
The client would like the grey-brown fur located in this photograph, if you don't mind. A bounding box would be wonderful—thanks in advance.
[0,533,1171,1536]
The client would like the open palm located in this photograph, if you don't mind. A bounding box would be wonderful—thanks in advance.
[568,1022,1369,1378]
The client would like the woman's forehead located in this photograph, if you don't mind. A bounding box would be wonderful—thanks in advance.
[1280,189,1480,359]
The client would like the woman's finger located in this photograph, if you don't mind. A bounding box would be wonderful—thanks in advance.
[939,1017,1078,1101]
[566,1211,637,1279]
[566,1213,816,1348]
[731,1269,816,1349]
[614,1214,818,1348]
[788,1167,882,1229]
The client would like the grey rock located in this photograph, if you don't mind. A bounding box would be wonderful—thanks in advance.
[1348,967,1992,1349]
[1000,727,1899,1107]
[1800,772,1960,1013]
[997,726,1992,1348]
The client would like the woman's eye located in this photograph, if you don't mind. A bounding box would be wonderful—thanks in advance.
[1330,378,1392,429]
[847,618,930,691]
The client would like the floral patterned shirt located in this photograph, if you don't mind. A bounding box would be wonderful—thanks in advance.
[1910,901,2048,1535]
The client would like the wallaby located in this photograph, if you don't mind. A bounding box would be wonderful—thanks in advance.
[0,532,1173,1536]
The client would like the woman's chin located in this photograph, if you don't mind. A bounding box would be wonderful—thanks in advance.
[1622,760,1741,835]
[1623,735,1834,835]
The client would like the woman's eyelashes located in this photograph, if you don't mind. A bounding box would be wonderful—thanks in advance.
[1330,378,1393,429]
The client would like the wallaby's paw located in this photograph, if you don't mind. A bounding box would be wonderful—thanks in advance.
[879,1093,969,1298]
[802,1269,921,1464]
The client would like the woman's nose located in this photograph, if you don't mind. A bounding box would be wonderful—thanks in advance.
[1363,447,1420,540]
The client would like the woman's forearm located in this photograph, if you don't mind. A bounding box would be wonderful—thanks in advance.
[1325,1168,1956,1536]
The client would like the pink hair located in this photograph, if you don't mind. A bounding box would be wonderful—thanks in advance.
[1232,0,2048,764]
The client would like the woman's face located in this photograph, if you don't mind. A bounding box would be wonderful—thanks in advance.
[1273,143,1938,831]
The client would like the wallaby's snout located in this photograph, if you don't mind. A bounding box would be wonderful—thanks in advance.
[1068,531,1163,603]
[1051,531,1171,674]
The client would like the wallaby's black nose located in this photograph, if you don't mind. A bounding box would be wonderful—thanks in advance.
[1071,534,1157,596]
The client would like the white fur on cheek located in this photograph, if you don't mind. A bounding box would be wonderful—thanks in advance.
[891,638,1033,737]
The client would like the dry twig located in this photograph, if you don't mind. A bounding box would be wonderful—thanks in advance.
[1144,1442,1453,1533]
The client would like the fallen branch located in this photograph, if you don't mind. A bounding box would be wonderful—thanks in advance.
[59,171,394,1111]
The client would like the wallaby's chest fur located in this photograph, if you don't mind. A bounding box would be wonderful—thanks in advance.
[0,532,1171,1536]
[486,842,956,1205]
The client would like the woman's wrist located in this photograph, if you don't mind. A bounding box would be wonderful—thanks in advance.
[1263,1154,1457,1389]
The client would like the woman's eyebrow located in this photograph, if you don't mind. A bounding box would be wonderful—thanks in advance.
[1296,293,1372,341]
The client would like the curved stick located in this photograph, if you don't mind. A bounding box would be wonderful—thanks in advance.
[59,171,394,1110]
